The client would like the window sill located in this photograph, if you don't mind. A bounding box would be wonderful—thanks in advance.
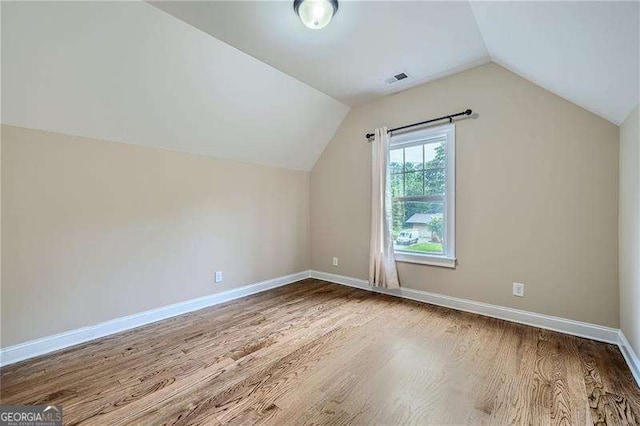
[394,252,456,268]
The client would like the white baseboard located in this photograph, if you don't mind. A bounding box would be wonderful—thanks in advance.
[4,269,638,388]
[310,270,640,387]
[309,270,619,344]
[0,270,311,367]
[619,331,640,386]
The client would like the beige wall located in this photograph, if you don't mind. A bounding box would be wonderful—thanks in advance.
[0,63,623,347]
[311,63,620,327]
[620,105,640,354]
[1,125,310,347]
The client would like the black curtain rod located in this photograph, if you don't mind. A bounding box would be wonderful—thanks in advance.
[365,109,472,140]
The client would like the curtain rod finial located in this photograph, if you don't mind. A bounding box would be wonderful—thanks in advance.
[465,109,472,115]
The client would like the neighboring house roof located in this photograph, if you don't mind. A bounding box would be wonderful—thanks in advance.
[406,213,443,225]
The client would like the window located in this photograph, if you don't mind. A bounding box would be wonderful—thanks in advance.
[389,124,455,268]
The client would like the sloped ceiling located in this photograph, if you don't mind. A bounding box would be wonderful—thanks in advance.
[470,0,639,125]
[1,1,349,171]
[2,0,637,175]
[150,1,491,106]
[152,0,639,125]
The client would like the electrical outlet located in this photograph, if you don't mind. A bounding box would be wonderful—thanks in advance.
[215,271,223,283]
[332,257,338,267]
[513,282,524,297]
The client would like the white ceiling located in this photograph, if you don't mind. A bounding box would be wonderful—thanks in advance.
[1,1,349,171]
[2,1,637,174]
[150,1,491,106]
[152,0,639,124]
[470,0,639,125]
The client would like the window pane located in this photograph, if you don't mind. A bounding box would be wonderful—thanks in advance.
[389,148,403,174]
[424,141,446,195]
[424,141,445,168]
[392,200,444,255]
[391,173,404,197]
[405,171,423,196]
[404,145,423,172]
[424,168,445,195]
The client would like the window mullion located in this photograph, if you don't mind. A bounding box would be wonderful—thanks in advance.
[393,195,444,202]
[402,148,406,197]
[422,144,425,196]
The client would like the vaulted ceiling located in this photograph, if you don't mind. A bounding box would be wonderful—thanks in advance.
[152,0,639,125]
[470,1,639,125]
[151,1,491,106]
[1,1,349,171]
[2,1,638,174]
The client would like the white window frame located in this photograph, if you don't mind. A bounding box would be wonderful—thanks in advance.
[390,124,456,268]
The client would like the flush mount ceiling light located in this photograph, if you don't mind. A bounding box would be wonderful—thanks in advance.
[294,0,338,30]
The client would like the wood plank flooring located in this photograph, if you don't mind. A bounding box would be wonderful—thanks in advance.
[1,279,639,425]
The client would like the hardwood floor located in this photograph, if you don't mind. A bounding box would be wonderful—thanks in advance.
[1,279,639,425]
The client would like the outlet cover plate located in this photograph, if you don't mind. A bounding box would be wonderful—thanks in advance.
[513,282,524,297]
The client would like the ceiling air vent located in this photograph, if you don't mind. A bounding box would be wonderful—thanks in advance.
[384,72,409,85]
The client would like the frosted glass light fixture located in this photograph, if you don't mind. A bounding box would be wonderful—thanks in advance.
[294,0,338,30]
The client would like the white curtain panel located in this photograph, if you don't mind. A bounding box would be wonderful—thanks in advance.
[369,127,400,289]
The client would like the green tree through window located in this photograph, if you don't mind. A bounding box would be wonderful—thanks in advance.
[390,140,446,254]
